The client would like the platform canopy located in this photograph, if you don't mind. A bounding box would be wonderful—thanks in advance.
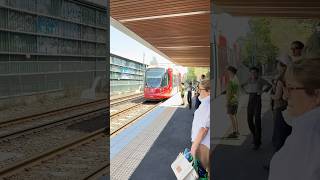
[110,0,211,67]
[213,0,320,18]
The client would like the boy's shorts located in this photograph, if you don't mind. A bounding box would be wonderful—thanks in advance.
[227,104,238,115]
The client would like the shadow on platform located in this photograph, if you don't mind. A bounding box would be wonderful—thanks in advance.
[130,106,195,180]
[211,109,275,180]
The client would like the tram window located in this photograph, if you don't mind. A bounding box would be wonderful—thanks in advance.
[161,71,169,87]
[173,75,178,87]
[172,75,175,87]
[145,68,165,88]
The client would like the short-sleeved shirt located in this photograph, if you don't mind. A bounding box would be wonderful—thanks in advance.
[226,76,240,105]
[191,95,210,149]
[186,85,192,92]
[244,77,271,95]
[180,85,185,96]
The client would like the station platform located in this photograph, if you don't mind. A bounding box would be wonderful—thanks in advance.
[211,93,274,180]
[110,93,196,180]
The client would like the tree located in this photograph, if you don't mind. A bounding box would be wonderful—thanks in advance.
[194,67,210,79]
[185,67,196,83]
[239,17,279,68]
[269,18,316,53]
[239,18,317,68]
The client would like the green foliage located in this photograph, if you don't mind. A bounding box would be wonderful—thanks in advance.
[186,67,196,82]
[185,67,209,82]
[194,67,210,78]
[238,18,317,68]
[239,17,279,66]
[270,19,317,53]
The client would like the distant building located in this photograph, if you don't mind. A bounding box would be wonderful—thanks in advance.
[0,0,107,98]
[110,54,146,94]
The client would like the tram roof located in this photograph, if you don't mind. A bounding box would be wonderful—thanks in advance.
[110,0,211,67]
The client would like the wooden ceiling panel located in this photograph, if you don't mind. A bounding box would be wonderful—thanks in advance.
[111,0,211,67]
[111,0,210,20]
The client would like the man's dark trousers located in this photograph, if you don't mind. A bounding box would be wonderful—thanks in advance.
[195,95,201,109]
[187,91,192,109]
[247,93,262,146]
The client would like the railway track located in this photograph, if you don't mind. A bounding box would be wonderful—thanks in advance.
[110,101,161,135]
[0,129,108,180]
[0,93,154,179]
[0,93,142,142]
[0,110,106,169]
[0,101,106,142]
[0,92,142,132]
[110,93,143,105]
[0,99,106,129]
[0,98,107,169]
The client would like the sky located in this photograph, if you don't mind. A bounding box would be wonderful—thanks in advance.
[110,25,187,74]
[110,26,173,66]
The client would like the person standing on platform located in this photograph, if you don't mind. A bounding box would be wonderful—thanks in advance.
[187,82,193,109]
[269,58,320,180]
[290,41,304,63]
[195,74,206,110]
[241,67,272,150]
[225,66,240,138]
[180,82,185,105]
[271,54,292,153]
[191,79,210,175]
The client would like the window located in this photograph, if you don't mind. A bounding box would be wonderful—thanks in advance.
[161,70,169,87]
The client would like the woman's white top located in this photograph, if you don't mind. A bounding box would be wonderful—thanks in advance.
[191,95,210,149]
[269,106,320,180]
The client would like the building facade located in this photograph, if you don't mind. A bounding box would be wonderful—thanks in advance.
[0,0,107,98]
[110,54,146,94]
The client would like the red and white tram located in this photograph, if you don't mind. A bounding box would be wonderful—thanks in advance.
[144,66,180,101]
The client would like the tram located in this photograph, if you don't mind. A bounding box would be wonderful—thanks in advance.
[144,66,180,100]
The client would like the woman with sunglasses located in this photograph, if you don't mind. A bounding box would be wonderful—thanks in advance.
[269,58,320,180]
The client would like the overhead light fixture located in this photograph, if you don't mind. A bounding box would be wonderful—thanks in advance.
[120,11,210,22]
[157,46,210,50]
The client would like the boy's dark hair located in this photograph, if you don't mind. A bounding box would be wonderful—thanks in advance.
[250,67,259,73]
[227,66,237,74]
[291,41,304,50]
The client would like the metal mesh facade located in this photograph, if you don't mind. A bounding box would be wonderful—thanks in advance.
[110,54,146,94]
[0,0,107,98]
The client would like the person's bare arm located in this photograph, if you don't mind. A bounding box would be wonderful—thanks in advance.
[240,80,249,94]
[263,79,272,92]
[271,81,284,100]
[190,127,209,158]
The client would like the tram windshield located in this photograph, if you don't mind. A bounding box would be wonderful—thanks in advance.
[145,68,167,88]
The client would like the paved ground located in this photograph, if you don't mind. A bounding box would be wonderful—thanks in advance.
[211,93,274,180]
[130,106,194,180]
[110,93,196,180]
